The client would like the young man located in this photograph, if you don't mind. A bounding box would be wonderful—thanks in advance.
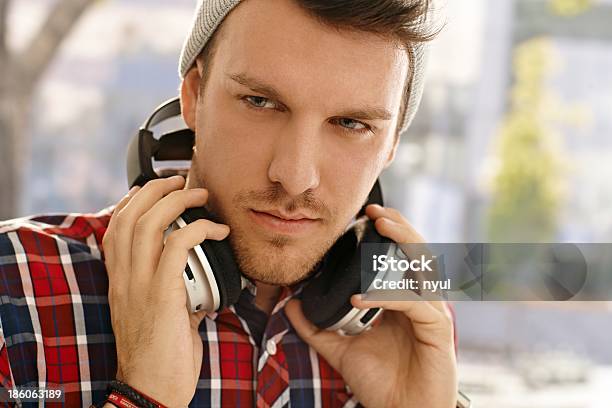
[0,0,460,406]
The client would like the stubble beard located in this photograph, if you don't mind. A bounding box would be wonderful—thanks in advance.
[227,218,342,286]
[211,187,344,286]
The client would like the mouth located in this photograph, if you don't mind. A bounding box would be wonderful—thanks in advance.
[249,209,320,235]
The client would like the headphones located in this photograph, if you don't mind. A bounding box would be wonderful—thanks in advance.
[126,97,394,335]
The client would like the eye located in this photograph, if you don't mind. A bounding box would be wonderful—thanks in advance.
[332,118,373,135]
[338,118,366,130]
[243,95,277,110]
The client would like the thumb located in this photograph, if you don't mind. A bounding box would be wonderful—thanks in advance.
[189,309,209,330]
[284,299,348,368]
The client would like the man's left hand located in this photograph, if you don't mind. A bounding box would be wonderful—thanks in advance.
[285,204,457,408]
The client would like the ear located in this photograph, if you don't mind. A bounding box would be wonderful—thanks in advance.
[383,133,401,169]
[180,63,203,131]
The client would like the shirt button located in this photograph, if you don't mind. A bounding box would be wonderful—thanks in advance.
[266,339,277,355]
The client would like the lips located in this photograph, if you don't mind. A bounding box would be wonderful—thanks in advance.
[249,209,320,235]
[258,209,316,221]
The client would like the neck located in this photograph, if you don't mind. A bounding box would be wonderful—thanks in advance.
[253,281,282,315]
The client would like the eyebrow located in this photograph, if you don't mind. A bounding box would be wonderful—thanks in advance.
[336,107,393,121]
[229,72,285,103]
[228,72,393,121]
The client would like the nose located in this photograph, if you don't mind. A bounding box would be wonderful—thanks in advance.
[267,119,321,197]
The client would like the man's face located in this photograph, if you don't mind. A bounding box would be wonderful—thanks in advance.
[183,0,408,285]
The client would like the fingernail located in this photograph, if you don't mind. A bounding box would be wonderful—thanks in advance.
[128,186,140,195]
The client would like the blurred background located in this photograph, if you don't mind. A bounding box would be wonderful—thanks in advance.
[1,0,611,406]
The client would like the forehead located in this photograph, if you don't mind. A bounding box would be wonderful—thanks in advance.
[211,0,409,113]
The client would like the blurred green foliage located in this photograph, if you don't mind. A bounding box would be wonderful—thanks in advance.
[549,0,593,16]
[487,39,563,242]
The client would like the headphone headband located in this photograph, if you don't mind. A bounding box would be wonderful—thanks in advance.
[127,97,195,188]
[143,97,184,129]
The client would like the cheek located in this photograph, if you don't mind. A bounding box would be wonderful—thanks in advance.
[320,138,392,222]
[193,99,274,204]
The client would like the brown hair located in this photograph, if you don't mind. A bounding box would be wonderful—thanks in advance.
[197,0,438,135]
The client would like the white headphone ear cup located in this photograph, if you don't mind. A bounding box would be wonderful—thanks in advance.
[184,245,222,312]
[167,218,222,313]
[198,239,243,309]
[179,207,243,310]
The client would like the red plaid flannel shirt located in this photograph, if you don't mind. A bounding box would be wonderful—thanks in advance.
[0,208,365,407]
[0,208,457,407]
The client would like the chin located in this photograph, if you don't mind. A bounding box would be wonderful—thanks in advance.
[230,228,334,286]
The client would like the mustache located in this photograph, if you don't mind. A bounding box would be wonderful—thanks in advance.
[233,185,331,220]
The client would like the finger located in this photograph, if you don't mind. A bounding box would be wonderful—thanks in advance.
[103,190,132,264]
[113,176,186,275]
[189,309,209,330]
[354,292,440,322]
[117,186,141,213]
[364,206,449,315]
[367,204,425,244]
[435,300,455,320]
[352,294,453,348]
[374,217,423,244]
[154,219,230,295]
[362,282,449,312]
[360,290,450,322]
[370,214,441,294]
[364,204,405,224]
[104,186,140,291]
[284,300,347,371]
[105,187,141,253]
[130,188,209,289]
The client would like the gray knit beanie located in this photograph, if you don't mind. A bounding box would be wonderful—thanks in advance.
[178,0,427,134]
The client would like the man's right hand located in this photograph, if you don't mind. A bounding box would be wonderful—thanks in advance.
[102,176,230,407]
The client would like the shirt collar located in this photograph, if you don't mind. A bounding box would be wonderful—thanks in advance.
[209,264,322,320]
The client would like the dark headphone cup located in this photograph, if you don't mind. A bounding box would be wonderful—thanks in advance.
[300,219,392,330]
[300,228,362,328]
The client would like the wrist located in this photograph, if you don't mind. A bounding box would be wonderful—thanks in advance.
[116,366,194,407]
[106,379,174,408]
[116,372,173,407]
